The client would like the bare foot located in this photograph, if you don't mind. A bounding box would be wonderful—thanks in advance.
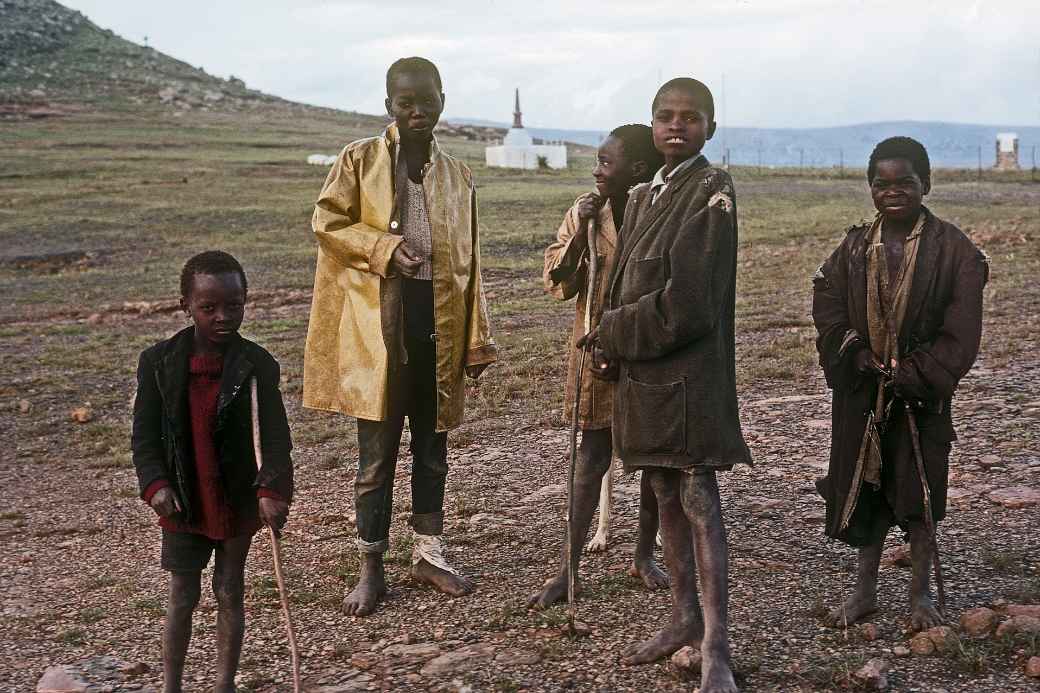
[699,643,739,692]
[342,554,386,617]
[622,623,702,664]
[629,560,669,590]
[909,594,943,631]
[527,573,570,610]
[822,592,877,628]
[586,530,609,553]
[411,557,475,597]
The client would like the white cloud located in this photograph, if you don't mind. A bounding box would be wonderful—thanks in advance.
[63,0,1040,129]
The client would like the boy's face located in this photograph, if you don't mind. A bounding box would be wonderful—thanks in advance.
[181,272,246,351]
[652,89,716,169]
[870,158,930,223]
[385,72,444,144]
[593,136,644,197]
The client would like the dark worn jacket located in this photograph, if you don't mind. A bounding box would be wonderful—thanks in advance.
[598,156,752,471]
[132,327,294,525]
[812,208,987,545]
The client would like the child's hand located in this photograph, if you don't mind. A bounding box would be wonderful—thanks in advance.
[150,487,181,519]
[259,497,289,531]
[391,243,423,278]
[576,192,604,225]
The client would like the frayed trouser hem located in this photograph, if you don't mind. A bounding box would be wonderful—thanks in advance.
[356,537,388,554]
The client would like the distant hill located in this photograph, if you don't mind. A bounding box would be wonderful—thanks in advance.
[449,118,1040,170]
[0,0,307,117]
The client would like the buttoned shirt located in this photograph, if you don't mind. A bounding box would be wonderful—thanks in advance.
[649,154,705,204]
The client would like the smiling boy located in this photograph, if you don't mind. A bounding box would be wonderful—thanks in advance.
[583,78,750,693]
[813,137,987,630]
[303,57,496,617]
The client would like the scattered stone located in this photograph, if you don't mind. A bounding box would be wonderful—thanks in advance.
[420,642,495,676]
[382,642,441,664]
[909,633,935,656]
[1025,656,1040,678]
[70,406,93,423]
[36,667,88,693]
[493,648,541,666]
[852,658,889,690]
[1005,604,1040,619]
[923,625,958,653]
[987,486,1040,509]
[881,543,912,568]
[19,399,31,413]
[85,313,102,325]
[946,487,976,506]
[978,454,1004,470]
[670,645,702,673]
[858,622,879,641]
[562,620,592,638]
[119,661,149,676]
[959,607,998,636]
[892,645,911,658]
[349,652,380,670]
[995,614,1040,639]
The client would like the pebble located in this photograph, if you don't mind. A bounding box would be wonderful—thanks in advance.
[892,645,911,658]
[670,645,702,673]
[853,658,889,690]
[1026,656,1040,678]
[909,633,935,656]
[987,486,1040,508]
[959,607,998,636]
[995,614,1040,638]
[70,406,93,423]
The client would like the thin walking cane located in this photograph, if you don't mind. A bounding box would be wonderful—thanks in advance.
[250,378,302,693]
[566,213,601,634]
[904,400,946,614]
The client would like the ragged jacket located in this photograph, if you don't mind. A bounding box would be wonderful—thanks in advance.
[812,208,987,545]
[598,157,752,471]
[543,197,618,430]
[303,123,497,431]
[131,327,294,526]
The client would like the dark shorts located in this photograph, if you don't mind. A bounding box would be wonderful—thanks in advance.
[160,530,252,573]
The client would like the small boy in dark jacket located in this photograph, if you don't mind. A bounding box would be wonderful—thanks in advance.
[132,250,293,693]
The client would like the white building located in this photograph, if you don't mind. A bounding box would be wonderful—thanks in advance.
[485,89,567,170]
[995,132,1020,170]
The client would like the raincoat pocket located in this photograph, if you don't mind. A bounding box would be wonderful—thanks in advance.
[619,376,686,455]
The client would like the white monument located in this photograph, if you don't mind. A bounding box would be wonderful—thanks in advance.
[485,89,567,170]
[995,132,1020,170]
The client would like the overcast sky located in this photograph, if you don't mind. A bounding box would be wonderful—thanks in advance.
[63,0,1039,131]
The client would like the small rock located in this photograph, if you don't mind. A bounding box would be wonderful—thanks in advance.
[978,454,1003,469]
[349,652,380,670]
[987,486,1040,508]
[85,313,103,325]
[892,645,911,658]
[562,620,592,637]
[881,543,912,568]
[1006,604,1040,619]
[382,642,440,664]
[493,648,541,665]
[420,643,494,676]
[1026,656,1040,678]
[119,661,149,676]
[995,614,1040,638]
[959,607,998,636]
[853,658,889,690]
[909,633,935,656]
[671,645,702,673]
[923,625,958,652]
[859,622,879,641]
[18,399,31,413]
[36,666,89,692]
[70,407,93,423]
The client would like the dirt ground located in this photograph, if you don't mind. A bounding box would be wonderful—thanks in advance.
[1,111,1038,692]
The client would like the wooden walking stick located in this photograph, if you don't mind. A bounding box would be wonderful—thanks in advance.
[904,400,946,614]
[565,212,601,634]
[250,378,302,693]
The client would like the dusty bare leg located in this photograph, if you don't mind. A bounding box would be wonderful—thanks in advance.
[586,468,613,553]
[528,429,612,609]
[682,470,737,693]
[823,541,882,628]
[212,535,251,693]
[908,520,942,631]
[629,470,668,589]
[623,469,703,664]
[342,552,387,617]
[163,572,201,693]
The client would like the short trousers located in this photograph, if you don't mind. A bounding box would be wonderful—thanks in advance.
[160,530,251,573]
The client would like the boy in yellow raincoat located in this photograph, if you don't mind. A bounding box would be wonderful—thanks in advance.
[303,57,496,617]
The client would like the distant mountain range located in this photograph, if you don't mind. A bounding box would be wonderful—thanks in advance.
[448,118,1040,169]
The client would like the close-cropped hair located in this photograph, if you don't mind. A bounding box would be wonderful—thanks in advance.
[386,56,443,96]
[651,78,715,121]
[867,136,931,182]
[180,250,248,298]
[609,124,664,181]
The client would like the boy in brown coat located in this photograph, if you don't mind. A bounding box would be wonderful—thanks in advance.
[530,124,667,610]
[583,78,750,693]
[813,137,987,630]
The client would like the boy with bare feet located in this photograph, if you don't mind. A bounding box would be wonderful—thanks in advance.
[530,124,667,610]
[581,78,751,693]
[303,57,496,617]
[813,137,987,631]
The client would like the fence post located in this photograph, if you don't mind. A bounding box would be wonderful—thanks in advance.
[977,145,982,181]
